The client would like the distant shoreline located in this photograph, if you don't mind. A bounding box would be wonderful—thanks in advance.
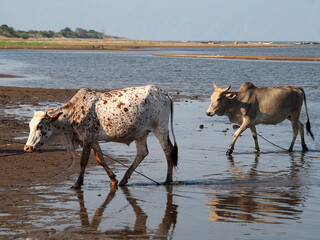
[1,37,317,51]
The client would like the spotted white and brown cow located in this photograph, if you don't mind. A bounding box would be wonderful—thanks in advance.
[24,85,178,187]
[206,82,314,155]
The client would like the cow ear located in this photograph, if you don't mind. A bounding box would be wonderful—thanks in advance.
[226,93,236,99]
[213,82,218,89]
[51,112,63,122]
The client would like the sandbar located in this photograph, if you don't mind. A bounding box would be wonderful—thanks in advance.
[153,54,320,62]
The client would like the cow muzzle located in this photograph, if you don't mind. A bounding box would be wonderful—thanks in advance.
[24,145,34,153]
[206,111,215,117]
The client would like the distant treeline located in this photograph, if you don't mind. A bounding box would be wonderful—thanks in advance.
[0,24,118,39]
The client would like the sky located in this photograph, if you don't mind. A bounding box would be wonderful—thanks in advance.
[1,0,320,41]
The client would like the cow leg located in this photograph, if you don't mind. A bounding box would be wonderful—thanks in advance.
[154,131,175,184]
[91,141,118,187]
[119,133,149,186]
[227,119,250,155]
[288,119,299,152]
[250,126,260,153]
[298,120,308,151]
[72,144,91,189]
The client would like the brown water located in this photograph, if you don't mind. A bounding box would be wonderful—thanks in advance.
[2,100,319,240]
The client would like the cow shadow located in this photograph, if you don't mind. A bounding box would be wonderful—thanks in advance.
[0,143,68,154]
[71,185,178,238]
[0,148,24,155]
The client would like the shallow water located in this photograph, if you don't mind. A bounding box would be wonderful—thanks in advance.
[1,48,320,239]
[2,101,319,239]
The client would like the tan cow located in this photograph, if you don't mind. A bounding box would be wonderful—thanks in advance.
[24,85,178,187]
[206,82,314,155]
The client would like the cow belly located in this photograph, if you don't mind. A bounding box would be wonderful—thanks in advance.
[98,124,149,144]
[257,109,292,125]
[255,87,303,124]
[258,116,287,125]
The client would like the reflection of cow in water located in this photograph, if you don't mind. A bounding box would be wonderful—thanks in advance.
[53,186,178,238]
[207,154,305,223]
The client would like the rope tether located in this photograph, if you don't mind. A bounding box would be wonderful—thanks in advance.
[97,149,161,185]
[0,137,161,185]
[252,129,288,151]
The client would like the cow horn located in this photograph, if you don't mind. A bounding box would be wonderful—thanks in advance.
[51,112,63,121]
[224,85,231,92]
[44,109,55,120]
[214,83,231,93]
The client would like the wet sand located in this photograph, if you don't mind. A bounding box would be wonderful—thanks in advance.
[0,87,78,238]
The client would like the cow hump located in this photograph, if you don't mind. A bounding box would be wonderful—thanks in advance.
[239,82,256,92]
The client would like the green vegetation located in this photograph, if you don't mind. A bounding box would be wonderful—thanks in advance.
[0,39,64,47]
[0,24,115,39]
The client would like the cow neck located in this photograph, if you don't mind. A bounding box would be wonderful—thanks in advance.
[54,99,78,123]
[224,92,241,119]
[49,105,82,145]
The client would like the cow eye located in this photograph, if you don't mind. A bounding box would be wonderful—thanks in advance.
[216,98,221,102]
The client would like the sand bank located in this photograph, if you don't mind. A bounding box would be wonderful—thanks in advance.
[0,38,309,50]
[0,74,23,78]
[153,54,320,62]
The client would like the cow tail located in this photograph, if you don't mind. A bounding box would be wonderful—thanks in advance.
[303,89,314,140]
[169,95,178,167]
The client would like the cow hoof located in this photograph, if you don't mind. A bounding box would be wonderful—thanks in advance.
[110,179,118,187]
[71,184,81,189]
[163,180,172,185]
[288,148,293,152]
[303,146,309,152]
[119,179,127,186]
[226,149,233,155]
